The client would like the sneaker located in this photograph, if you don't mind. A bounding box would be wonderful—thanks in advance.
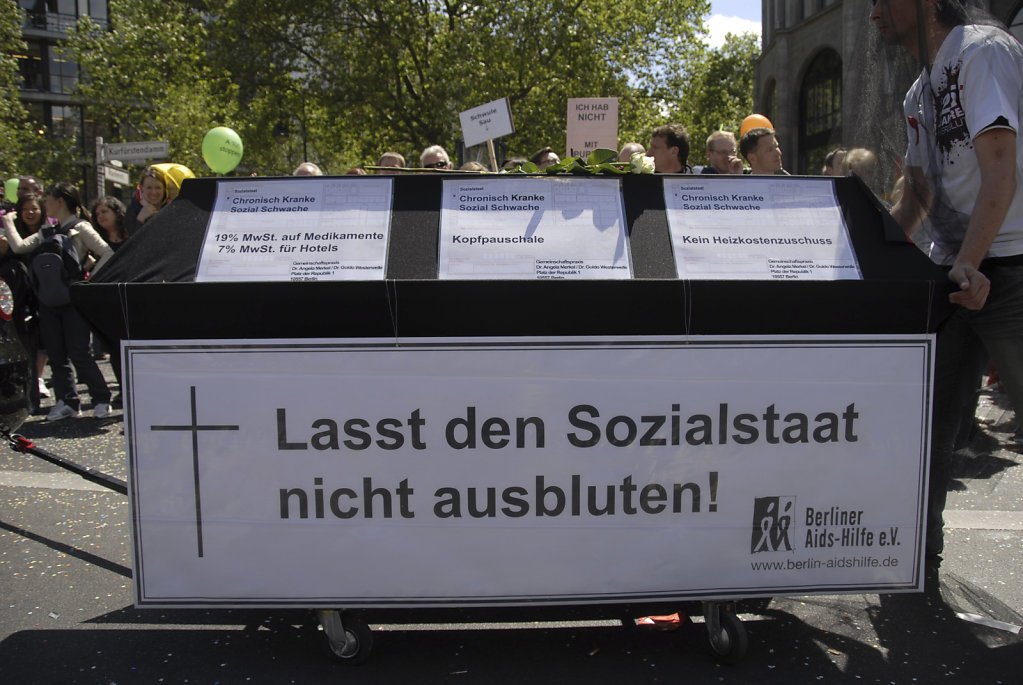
[93,402,111,419]
[37,378,51,398]
[47,400,80,421]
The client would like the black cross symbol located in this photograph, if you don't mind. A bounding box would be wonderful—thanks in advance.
[151,386,239,558]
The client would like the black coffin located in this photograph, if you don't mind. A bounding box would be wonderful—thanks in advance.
[74,173,953,343]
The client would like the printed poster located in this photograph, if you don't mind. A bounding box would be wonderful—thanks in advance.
[664,177,861,280]
[126,334,931,607]
[196,178,393,282]
[439,177,631,279]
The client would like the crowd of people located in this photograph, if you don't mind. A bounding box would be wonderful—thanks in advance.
[298,121,881,185]
[266,112,894,217]
[0,163,187,420]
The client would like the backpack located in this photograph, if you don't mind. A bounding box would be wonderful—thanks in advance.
[29,223,84,308]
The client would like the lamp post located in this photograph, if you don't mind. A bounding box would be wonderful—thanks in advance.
[288,71,308,162]
[272,121,292,171]
[273,74,310,171]
[273,98,307,170]
[299,91,307,161]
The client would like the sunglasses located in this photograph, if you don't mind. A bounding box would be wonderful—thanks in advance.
[423,160,449,169]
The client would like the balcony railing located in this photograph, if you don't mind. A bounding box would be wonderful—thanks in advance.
[24,10,108,34]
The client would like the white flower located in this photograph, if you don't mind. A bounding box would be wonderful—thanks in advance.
[630,153,655,174]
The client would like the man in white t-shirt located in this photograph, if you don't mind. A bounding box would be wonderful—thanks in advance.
[871,0,1023,560]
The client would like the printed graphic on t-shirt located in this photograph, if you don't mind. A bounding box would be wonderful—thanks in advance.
[933,59,971,160]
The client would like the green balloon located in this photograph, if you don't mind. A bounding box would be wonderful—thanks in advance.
[202,126,244,174]
[4,178,19,203]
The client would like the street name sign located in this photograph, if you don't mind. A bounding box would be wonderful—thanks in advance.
[102,140,169,163]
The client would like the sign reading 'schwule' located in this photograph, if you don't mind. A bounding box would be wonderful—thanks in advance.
[126,335,931,608]
[458,98,515,148]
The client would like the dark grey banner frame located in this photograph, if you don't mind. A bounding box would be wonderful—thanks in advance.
[77,173,953,343]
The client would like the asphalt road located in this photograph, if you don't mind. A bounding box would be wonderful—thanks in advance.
[1,361,1021,683]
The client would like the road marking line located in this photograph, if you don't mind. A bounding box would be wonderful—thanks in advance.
[944,510,1023,531]
[0,470,111,492]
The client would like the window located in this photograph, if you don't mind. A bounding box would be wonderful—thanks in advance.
[41,0,78,31]
[24,102,46,135]
[50,104,81,140]
[21,0,105,30]
[21,0,47,29]
[804,74,840,136]
[77,0,107,23]
[88,0,108,23]
[13,40,76,94]
[16,39,45,91]
[799,49,843,174]
[47,46,77,93]
[82,106,106,142]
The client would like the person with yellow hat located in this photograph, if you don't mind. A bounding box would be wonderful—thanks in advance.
[124,163,194,235]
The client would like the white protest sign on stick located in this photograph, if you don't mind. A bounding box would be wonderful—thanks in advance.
[566,98,619,159]
[458,98,515,172]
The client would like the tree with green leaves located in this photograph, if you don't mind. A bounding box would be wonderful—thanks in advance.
[0,2,33,180]
[673,32,760,169]
[63,0,239,177]
[55,0,760,179]
[239,0,712,165]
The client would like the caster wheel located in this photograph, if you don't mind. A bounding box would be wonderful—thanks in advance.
[325,614,374,665]
[708,610,748,665]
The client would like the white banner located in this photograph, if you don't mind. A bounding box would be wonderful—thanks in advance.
[125,335,931,607]
[664,177,861,280]
[439,177,631,279]
[196,178,393,282]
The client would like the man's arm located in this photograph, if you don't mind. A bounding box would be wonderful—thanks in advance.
[949,127,1017,310]
[890,165,931,237]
